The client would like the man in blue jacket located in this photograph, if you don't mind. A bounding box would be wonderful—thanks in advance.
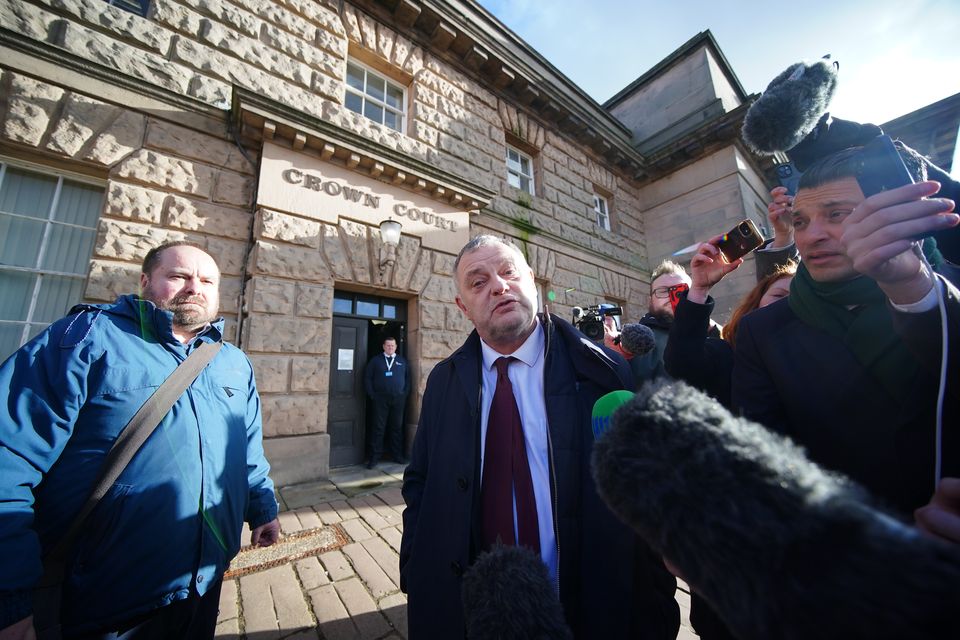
[400,236,679,638]
[364,337,411,468]
[0,241,279,639]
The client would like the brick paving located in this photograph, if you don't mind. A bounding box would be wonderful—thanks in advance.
[216,463,699,639]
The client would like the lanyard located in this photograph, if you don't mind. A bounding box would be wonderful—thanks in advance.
[384,354,395,372]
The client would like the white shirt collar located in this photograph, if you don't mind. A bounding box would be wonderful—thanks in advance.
[479,318,544,371]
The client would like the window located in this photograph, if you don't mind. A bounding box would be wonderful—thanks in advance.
[104,0,150,17]
[594,194,611,231]
[506,146,535,195]
[0,162,104,359]
[345,60,406,132]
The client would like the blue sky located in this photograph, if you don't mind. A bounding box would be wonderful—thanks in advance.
[476,0,960,126]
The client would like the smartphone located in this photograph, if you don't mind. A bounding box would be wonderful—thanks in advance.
[856,135,914,197]
[717,219,765,263]
[775,162,802,196]
[668,283,689,312]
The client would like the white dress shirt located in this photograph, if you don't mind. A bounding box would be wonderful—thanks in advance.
[479,318,558,584]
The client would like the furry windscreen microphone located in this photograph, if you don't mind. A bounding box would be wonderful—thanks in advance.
[741,59,838,155]
[461,545,572,640]
[591,380,960,640]
[617,323,656,357]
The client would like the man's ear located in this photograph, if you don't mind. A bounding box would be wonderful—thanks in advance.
[139,272,148,292]
[455,296,468,317]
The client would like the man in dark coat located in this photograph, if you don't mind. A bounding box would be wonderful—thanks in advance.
[364,336,410,468]
[400,236,679,639]
[733,144,960,526]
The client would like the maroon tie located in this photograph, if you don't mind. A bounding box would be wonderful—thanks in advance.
[480,357,540,553]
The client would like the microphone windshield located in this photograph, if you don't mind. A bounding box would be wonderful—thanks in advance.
[591,390,635,439]
[741,59,838,154]
[619,323,656,357]
[462,545,572,640]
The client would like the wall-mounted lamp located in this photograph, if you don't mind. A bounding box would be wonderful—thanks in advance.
[378,218,402,284]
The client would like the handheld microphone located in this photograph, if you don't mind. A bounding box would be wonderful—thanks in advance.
[591,390,634,439]
[616,323,656,357]
[461,545,572,640]
[592,380,960,640]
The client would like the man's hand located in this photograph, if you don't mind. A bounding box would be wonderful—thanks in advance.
[0,617,35,640]
[251,518,281,547]
[767,186,795,249]
[688,237,742,304]
[602,317,632,359]
[915,478,960,544]
[841,181,957,304]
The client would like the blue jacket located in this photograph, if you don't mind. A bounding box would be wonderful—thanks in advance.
[400,314,679,639]
[0,295,277,632]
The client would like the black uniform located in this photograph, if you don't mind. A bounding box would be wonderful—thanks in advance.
[364,351,410,464]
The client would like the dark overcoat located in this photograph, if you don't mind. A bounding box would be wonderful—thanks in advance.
[400,314,679,639]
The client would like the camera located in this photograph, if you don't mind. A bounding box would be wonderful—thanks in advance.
[572,304,622,341]
[717,219,765,263]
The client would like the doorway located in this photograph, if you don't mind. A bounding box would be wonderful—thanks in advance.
[328,291,407,467]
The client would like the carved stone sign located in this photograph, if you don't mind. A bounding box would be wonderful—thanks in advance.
[258,142,470,253]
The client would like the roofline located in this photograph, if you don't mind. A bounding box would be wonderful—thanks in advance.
[603,30,749,109]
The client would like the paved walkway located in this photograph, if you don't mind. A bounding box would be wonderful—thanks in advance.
[215,464,699,639]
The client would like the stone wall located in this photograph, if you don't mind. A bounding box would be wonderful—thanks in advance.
[637,145,772,321]
[1,0,669,480]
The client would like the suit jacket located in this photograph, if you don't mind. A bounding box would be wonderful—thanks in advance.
[732,270,960,515]
[400,314,679,639]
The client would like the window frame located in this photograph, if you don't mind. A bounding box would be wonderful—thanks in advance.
[344,58,407,134]
[506,145,536,195]
[593,193,611,231]
[0,158,105,353]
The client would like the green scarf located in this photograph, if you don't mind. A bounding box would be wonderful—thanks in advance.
[788,262,920,406]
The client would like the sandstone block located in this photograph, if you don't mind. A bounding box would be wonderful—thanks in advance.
[2,73,65,147]
[404,249,433,294]
[219,275,241,314]
[85,110,146,166]
[95,219,185,263]
[186,74,231,108]
[164,195,252,240]
[261,23,342,75]
[262,433,329,485]
[445,306,471,333]
[45,93,118,158]
[213,170,253,207]
[389,234,421,292]
[115,149,214,197]
[178,0,259,37]
[295,283,332,318]
[198,19,312,89]
[420,330,465,359]
[84,260,140,302]
[247,276,295,315]
[315,21,347,57]
[253,240,330,283]
[58,22,189,94]
[0,0,58,40]
[410,121,439,147]
[418,301,444,330]
[150,0,204,34]
[318,223,351,281]
[261,394,325,436]
[146,119,250,174]
[243,314,328,354]
[311,71,343,102]
[291,356,328,392]
[203,237,247,276]
[412,103,465,140]
[249,355,290,393]
[258,209,321,249]
[105,182,166,224]
[42,0,173,53]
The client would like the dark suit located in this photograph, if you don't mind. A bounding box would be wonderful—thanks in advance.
[364,351,410,462]
[400,314,679,639]
[732,271,960,515]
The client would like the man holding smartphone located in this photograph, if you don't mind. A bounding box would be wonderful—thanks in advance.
[732,140,960,536]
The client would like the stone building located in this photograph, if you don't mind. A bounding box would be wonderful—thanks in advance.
[0,0,778,484]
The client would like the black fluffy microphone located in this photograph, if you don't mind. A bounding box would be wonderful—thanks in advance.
[616,322,656,357]
[592,381,960,640]
[461,545,572,640]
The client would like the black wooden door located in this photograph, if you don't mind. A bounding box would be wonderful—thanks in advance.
[328,316,368,467]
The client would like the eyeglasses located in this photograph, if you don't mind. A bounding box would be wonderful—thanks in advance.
[652,284,689,299]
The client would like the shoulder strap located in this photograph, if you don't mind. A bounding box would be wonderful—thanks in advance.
[42,340,223,571]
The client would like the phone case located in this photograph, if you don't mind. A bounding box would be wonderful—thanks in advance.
[856,135,914,198]
[718,219,765,262]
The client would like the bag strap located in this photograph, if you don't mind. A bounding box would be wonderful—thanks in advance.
[39,339,223,576]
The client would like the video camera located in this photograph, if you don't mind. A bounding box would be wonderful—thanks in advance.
[572,304,622,342]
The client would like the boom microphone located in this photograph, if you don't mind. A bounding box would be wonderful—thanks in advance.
[741,58,838,155]
[592,380,960,640]
[461,545,572,640]
[616,323,656,357]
